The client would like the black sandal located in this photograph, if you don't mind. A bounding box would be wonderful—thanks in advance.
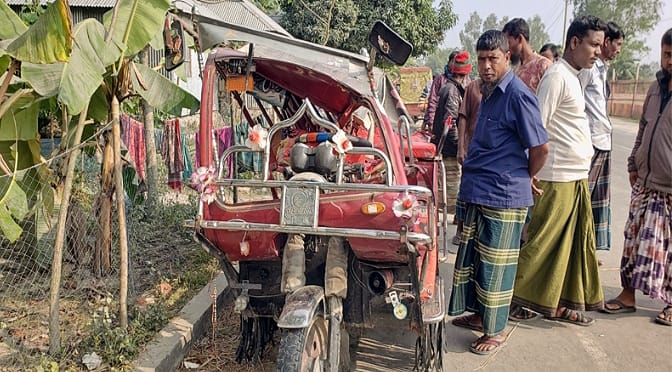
[508,305,539,321]
[546,308,595,327]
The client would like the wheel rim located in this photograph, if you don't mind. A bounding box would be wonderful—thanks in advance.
[302,317,327,370]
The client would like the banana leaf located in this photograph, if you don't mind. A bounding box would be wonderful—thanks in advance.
[21,19,124,115]
[0,0,28,40]
[104,0,171,57]
[6,0,72,64]
[0,96,39,141]
[0,177,26,242]
[132,62,199,116]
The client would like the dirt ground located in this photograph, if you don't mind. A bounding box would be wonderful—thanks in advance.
[178,303,279,371]
[0,192,213,370]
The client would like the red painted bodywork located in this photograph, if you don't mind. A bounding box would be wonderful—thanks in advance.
[197,48,436,266]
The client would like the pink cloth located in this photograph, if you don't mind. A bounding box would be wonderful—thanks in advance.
[195,127,233,176]
[121,114,147,181]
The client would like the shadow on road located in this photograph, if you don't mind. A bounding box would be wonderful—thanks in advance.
[355,335,416,371]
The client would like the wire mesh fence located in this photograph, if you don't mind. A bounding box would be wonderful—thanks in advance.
[0,123,209,369]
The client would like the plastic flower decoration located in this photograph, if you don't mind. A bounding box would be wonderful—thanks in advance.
[246,124,269,151]
[331,130,353,154]
[392,192,419,221]
[190,166,218,204]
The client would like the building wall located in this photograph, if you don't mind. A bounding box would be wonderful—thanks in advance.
[607,80,654,119]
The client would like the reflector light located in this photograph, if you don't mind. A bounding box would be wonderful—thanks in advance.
[361,202,385,215]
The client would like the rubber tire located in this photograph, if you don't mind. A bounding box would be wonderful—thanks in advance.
[277,317,328,372]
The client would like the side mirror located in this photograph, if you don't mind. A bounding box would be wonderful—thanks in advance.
[164,15,187,71]
[367,21,412,66]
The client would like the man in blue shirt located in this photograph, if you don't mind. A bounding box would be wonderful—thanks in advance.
[448,30,549,355]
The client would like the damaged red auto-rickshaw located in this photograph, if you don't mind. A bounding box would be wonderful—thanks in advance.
[183,15,452,371]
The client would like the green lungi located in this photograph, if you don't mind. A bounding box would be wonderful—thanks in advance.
[448,204,527,336]
[512,180,603,316]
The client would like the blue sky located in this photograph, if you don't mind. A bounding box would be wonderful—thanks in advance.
[440,0,672,63]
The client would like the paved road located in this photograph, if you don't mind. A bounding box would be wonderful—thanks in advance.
[354,117,672,372]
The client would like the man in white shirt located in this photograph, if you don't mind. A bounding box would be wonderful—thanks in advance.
[511,16,606,326]
[581,22,624,253]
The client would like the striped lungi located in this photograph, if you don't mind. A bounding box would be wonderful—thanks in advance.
[512,180,603,316]
[448,204,526,336]
[621,182,672,304]
[456,198,466,222]
[440,157,461,214]
[588,149,611,250]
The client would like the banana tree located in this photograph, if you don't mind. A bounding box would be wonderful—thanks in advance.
[1,0,200,352]
[0,0,198,256]
[0,0,70,247]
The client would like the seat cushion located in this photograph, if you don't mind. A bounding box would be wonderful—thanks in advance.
[402,131,436,159]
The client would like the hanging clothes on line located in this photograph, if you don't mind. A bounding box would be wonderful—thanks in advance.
[234,120,264,173]
[162,118,184,190]
[181,132,193,181]
[216,127,233,177]
[195,126,233,177]
[121,114,147,182]
[154,128,164,150]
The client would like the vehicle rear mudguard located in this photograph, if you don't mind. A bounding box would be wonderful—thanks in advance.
[277,285,325,329]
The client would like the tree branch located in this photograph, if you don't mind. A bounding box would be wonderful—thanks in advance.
[296,0,327,25]
[322,1,335,45]
[0,60,19,105]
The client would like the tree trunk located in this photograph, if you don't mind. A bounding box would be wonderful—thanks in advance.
[112,95,129,329]
[95,131,114,276]
[49,105,88,356]
[139,47,158,216]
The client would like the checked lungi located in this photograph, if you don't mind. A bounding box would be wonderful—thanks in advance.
[448,204,527,336]
[621,182,672,304]
[588,149,611,250]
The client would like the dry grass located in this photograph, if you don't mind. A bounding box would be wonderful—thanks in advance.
[0,192,215,371]
[178,303,279,371]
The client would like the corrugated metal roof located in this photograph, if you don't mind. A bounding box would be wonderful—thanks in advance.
[6,0,116,7]
[197,0,289,36]
[7,0,289,36]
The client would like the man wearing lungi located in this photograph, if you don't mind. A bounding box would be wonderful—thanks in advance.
[601,28,672,326]
[448,30,549,355]
[581,21,625,254]
[512,16,606,326]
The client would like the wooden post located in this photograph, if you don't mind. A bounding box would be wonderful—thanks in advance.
[561,0,569,50]
[49,105,89,355]
[609,69,616,115]
[630,63,641,119]
[111,95,129,329]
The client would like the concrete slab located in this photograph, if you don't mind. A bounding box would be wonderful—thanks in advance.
[133,273,230,372]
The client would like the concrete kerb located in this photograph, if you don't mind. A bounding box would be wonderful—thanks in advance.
[133,272,232,372]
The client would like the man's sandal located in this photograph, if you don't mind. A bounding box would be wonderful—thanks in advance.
[655,306,672,326]
[508,305,539,321]
[451,314,483,332]
[546,308,595,327]
[601,299,636,314]
[469,334,506,355]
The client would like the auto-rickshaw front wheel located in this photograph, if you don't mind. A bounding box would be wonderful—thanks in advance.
[277,316,328,372]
